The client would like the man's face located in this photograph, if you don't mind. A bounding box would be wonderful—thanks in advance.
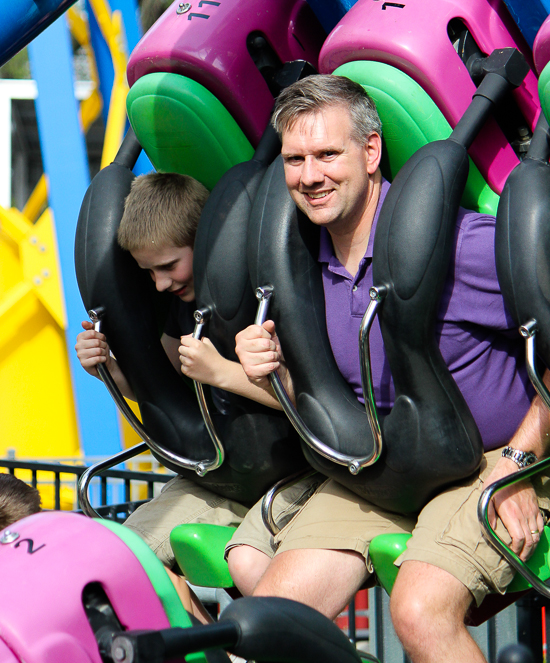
[281,106,379,233]
[131,244,195,302]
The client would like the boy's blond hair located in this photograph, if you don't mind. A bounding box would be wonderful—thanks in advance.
[117,172,209,252]
[0,473,41,530]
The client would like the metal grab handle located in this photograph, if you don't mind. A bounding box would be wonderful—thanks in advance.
[261,469,317,536]
[520,319,550,411]
[78,442,149,518]
[191,307,225,474]
[359,285,387,466]
[478,456,550,598]
[88,308,223,479]
[254,286,379,475]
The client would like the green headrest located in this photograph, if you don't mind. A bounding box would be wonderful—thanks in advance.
[127,72,254,190]
[538,60,550,130]
[333,61,499,216]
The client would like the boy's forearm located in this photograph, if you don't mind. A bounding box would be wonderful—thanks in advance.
[104,358,136,402]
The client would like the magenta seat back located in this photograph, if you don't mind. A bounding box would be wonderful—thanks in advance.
[0,512,171,663]
[127,0,325,147]
[319,0,540,194]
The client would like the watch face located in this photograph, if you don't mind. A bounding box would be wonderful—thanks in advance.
[502,447,537,468]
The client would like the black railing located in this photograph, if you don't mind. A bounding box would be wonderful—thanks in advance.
[0,458,172,516]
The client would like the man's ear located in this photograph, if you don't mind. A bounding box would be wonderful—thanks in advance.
[365,132,382,175]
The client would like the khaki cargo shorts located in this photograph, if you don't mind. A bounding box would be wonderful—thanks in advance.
[124,476,249,569]
[225,473,324,558]
[227,449,550,606]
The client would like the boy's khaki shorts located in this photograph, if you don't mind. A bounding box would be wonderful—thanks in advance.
[124,476,249,568]
[227,449,550,606]
[124,474,321,569]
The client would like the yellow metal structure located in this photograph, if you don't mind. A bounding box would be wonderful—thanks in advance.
[1,0,145,496]
[2,0,142,472]
[0,205,80,460]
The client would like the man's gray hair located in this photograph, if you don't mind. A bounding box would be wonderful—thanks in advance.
[271,74,382,144]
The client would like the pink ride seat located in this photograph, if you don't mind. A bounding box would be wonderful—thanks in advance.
[318,0,540,194]
[126,0,325,148]
[0,511,194,663]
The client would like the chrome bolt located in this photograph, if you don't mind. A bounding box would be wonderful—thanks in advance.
[348,461,360,475]
[113,647,126,661]
[0,530,20,544]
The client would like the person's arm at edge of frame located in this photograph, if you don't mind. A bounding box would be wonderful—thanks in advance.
[485,369,550,561]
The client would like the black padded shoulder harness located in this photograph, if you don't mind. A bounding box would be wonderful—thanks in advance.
[75,132,306,507]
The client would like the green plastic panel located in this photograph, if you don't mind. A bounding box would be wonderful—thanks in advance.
[369,533,411,595]
[369,526,550,596]
[127,72,254,191]
[98,520,191,625]
[539,61,550,129]
[333,61,499,216]
[507,526,550,592]
[170,523,236,588]
[99,521,208,663]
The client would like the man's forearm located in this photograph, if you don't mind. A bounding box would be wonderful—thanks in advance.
[505,369,550,460]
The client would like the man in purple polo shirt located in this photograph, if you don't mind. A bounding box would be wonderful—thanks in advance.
[226,75,550,663]
[321,178,534,451]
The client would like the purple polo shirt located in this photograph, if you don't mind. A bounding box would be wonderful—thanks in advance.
[319,178,535,451]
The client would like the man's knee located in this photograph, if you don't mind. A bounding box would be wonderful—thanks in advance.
[390,561,472,644]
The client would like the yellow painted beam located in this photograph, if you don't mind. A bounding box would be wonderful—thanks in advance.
[21,208,67,329]
[0,206,31,243]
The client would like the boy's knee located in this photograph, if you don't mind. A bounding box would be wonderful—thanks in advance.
[227,545,271,596]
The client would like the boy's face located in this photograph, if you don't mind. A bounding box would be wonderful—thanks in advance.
[131,244,195,302]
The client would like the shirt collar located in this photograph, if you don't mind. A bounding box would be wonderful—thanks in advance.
[318,177,391,265]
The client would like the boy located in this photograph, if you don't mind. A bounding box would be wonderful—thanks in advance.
[76,171,314,618]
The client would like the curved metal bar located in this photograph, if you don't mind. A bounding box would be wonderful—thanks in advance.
[78,442,149,518]
[254,287,379,475]
[478,456,550,598]
[261,468,317,536]
[520,319,550,411]
[359,285,387,465]
[191,307,225,475]
[88,308,223,478]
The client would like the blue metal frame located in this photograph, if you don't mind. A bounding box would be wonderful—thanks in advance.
[0,0,78,68]
[28,16,123,457]
[501,0,548,47]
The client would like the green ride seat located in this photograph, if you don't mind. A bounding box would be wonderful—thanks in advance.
[538,60,550,127]
[369,529,550,595]
[170,524,237,589]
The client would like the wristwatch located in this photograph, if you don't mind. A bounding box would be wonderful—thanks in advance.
[501,446,538,469]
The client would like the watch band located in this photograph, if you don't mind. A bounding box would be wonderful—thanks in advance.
[501,446,538,469]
